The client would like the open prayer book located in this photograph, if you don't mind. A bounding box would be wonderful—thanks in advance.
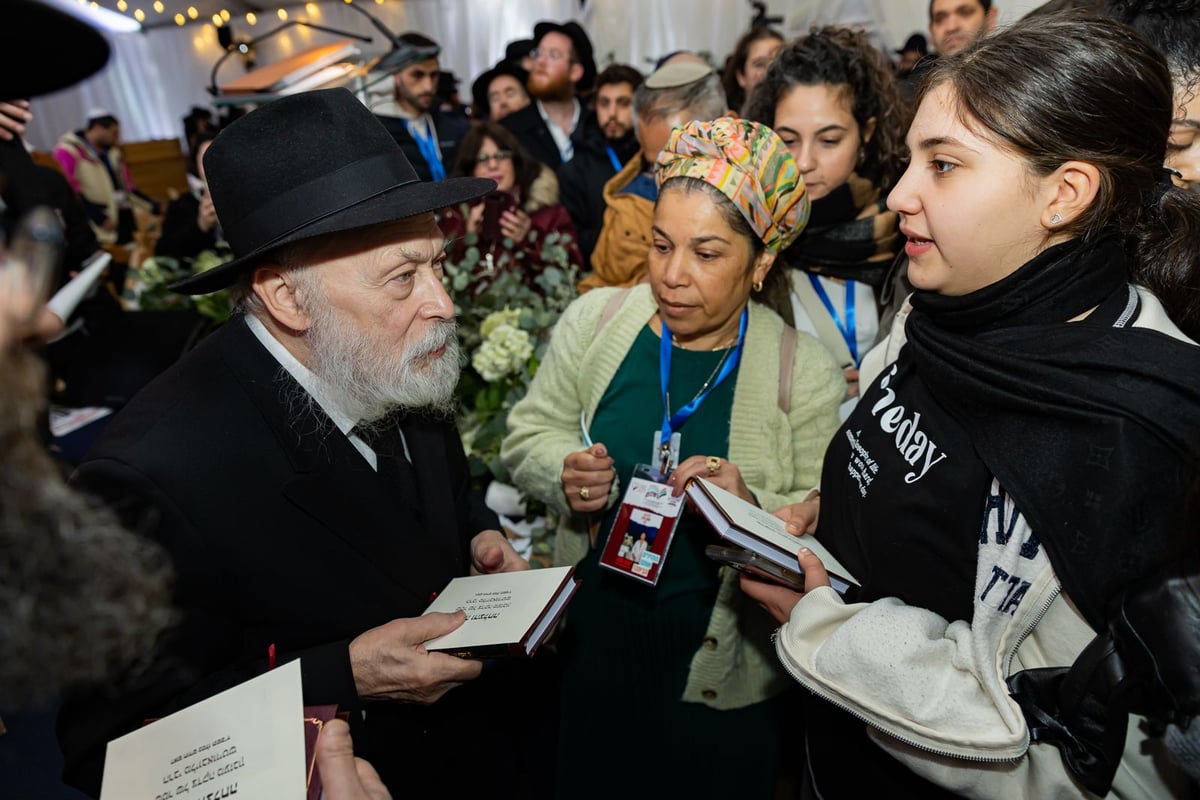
[422,566,579,658]
[686,478,859,595]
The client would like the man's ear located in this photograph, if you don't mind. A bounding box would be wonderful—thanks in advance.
[1040,160,1101,230]
[251,265,311,333]
[569,61,584,86]
[985,5,999,32]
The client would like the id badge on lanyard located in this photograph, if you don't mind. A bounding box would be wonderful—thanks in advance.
[598,463,684,586]
[597,308,748,586]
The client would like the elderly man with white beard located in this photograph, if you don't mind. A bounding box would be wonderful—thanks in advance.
[56,88,545,800]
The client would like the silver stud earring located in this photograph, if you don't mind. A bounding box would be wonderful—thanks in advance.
[1050,213,1063,225]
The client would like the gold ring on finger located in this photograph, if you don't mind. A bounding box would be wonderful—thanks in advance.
[706,456,721,476]
[578,485,590,501]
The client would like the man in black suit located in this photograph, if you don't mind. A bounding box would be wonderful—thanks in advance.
[500,20,601,170]
[371,33,468,182]
[557,63,643,267]
[56,88,542,799]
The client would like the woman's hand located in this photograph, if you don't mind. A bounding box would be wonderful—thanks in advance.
[499,208,531,242]
[773,497,820,536]
[843,365,860,399]
[562,444,615,513]
[739,548,832,625]
[669,455,754,503]
[0,100,32,141]
[465,202,484,235]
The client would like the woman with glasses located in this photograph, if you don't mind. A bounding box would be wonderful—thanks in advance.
[440,120,583,293]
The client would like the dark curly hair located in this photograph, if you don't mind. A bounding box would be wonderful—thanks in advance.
[1104,0,1200,91]
[449,120,542,201]
[743,26,910,194]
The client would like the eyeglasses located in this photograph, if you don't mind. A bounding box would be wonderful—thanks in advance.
[530,47,572,63]
[476,150,513,165]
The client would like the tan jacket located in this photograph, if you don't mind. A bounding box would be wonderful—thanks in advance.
[578,155,653,293]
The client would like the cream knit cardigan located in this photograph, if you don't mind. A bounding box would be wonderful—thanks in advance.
[502,283,843,709]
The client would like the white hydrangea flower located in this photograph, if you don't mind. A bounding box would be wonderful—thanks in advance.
[472,323,534,382]
[479,307,522,338]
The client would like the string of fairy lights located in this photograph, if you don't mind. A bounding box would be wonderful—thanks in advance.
[71,0,388,30]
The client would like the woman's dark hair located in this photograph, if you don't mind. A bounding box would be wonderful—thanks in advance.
[658,176,791,319]
[1104,0,1200,95]
[922,12,1200,338]
[721,26,785,116]
[449,120,542,201]
[743,26,911,193]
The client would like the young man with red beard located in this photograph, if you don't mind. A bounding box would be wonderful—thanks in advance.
[499,20,602,171]
[56,89,547,800]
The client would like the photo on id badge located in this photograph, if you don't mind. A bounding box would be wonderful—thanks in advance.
[599,465,684,585]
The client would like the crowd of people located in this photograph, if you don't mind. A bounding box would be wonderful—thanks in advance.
[3,0,1200,799]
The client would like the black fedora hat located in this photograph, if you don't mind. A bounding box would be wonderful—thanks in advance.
[169,88,493,295]
[471,61,530,117]
[505,38,535,65]
[532,20,597,91]
[895,33,928,55]
[3,0,110,99]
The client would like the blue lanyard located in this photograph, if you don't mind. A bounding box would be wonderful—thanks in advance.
[604,145,622,173]
[807,273,858,366]
[659,306,748,441]
[406,119,446,181]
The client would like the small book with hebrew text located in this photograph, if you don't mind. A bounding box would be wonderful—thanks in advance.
[422,566,579,658]
[686,477,859,595]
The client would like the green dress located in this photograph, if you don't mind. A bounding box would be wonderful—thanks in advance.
[554,324,783,799]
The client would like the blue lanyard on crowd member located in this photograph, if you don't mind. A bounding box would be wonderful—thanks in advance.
[807,273,858,366]
[406,119,446,181]
[658,306,748,465]
[604,145,622,173]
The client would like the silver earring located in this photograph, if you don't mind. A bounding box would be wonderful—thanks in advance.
[1050,213,1063,225]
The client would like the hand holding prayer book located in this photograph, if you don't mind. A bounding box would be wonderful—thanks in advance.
[422,566,579,658]
[686,477,859,595]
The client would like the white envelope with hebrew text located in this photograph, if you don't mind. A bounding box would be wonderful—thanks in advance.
[100,659,306,800]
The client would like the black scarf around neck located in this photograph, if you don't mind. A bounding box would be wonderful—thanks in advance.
[783,173,899,287]
[904,233,1200,630]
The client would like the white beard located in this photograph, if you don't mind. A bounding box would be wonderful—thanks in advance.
[302,298,462,427]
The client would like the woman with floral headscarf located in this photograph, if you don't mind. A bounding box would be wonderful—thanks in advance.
[502,118,844,797]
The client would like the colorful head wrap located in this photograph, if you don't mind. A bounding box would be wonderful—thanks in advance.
[656,117,809,253]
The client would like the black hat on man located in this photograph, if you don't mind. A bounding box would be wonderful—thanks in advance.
[169,88,493,295]
[895,33,928,56]
[504,38,534,65]
[532,21,597,91]
[471,61,530,117]
[3,0,110,98]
